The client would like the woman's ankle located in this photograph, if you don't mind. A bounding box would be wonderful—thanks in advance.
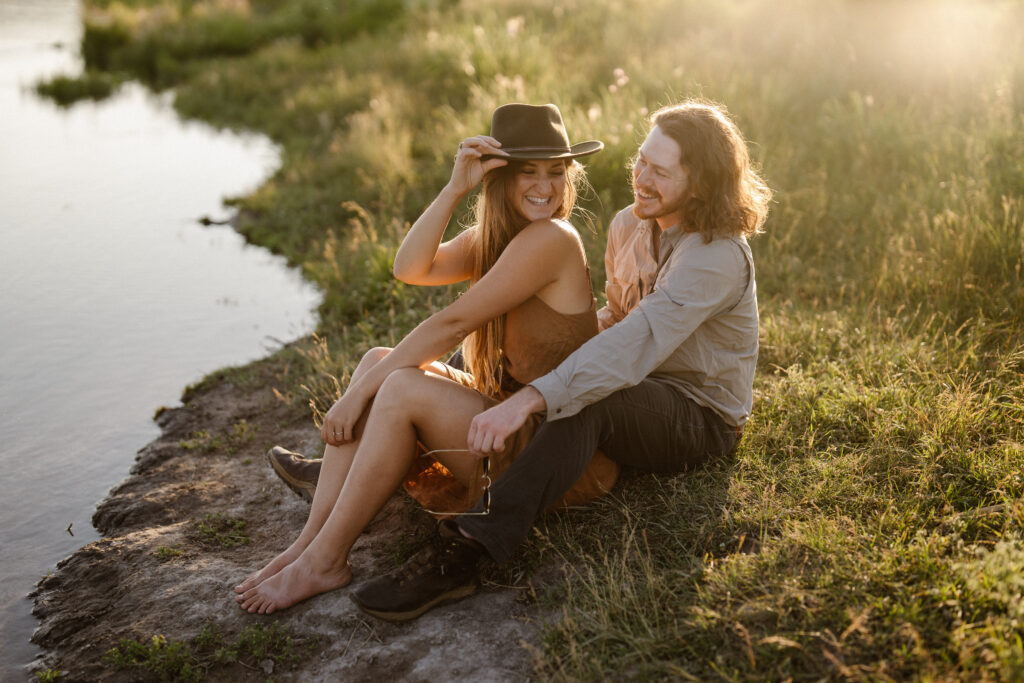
[299,543,350,575]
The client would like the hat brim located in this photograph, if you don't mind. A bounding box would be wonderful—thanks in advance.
[485,140,604,161]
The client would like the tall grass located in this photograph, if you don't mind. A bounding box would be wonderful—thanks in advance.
[70,0,1024,678]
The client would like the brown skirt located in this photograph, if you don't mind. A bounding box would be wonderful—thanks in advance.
[402,364,619,516]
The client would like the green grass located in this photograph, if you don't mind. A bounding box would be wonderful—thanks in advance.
[104,634,202,682]
[154,545,184,561]
[104,622,314,680]
[34,70,122,105]
[178,419,256,454]
[189,513,251,549]
[72,0,1024,678]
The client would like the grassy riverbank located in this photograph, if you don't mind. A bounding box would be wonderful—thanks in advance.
[54,0,1024,678]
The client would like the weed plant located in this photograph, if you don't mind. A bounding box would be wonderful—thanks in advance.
[189,513,251,548]
[178,419,256,454]
[69,0,1024,678]
[34,71,122,105]
[154,545,184,561]
[104,622,312,680]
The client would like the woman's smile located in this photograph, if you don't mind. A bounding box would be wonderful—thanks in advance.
[509,159,567,221]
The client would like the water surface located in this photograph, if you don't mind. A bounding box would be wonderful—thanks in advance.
[0,0,320,674]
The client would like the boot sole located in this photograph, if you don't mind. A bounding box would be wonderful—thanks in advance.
[349,582,477,622]
[266,448,316,503]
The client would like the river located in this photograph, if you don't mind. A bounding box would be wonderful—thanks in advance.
[0,0,320,675]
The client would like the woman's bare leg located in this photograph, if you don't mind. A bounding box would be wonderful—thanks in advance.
[234,347,392,594]
[237,367,489,614]
[233,351,468,595]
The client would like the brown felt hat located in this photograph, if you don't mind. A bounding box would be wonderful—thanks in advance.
[488,103,603,160]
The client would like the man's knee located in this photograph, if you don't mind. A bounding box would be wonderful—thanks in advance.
[519,410,597,469]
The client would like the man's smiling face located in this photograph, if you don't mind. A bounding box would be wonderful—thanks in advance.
[631,125,690,230]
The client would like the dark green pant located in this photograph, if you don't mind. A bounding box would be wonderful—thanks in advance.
[457,380,740,563]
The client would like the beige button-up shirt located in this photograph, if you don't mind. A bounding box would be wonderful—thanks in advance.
[531,207,758,427]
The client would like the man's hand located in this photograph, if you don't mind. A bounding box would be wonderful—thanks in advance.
[468,386,547,455]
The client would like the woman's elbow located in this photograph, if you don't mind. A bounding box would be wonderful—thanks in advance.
[392,259,409,281]
[392,260,421,284]
[430,312,474,348]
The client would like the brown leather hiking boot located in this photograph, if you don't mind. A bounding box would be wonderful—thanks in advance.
[266,446,321,503]
[349,520,485,621]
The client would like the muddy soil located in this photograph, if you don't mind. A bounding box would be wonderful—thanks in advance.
[29,366,555,681]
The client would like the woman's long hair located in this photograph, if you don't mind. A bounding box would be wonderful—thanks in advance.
[461,159,585,397]
[650,100,771,242]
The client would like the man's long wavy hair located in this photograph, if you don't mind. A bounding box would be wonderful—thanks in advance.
[461,159,585,398]
[650,101,771,242]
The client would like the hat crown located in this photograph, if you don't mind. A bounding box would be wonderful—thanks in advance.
[490,103,571,153]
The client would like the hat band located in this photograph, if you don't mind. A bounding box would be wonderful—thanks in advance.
[503,145,572,153]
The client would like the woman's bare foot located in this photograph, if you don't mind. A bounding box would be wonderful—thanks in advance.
[233,542,306,596]
[237,555,352,614]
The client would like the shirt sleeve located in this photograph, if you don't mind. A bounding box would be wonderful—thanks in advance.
[596,211,630,331]
[531,239,746,420]
[595,223,616,330]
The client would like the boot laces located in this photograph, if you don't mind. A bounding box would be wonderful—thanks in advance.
[394,536,467,584]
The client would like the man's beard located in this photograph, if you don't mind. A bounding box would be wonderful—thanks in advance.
[632,191,685,221]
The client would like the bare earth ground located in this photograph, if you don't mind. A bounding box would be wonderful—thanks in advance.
[29,371,552,681]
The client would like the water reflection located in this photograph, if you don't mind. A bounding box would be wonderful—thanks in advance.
[0,0,320,674]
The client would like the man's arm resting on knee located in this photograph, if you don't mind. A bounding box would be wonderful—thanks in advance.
[531,239,752,422]
[467,386,546,455]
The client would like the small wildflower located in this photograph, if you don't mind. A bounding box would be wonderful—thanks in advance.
[506,16,524,36]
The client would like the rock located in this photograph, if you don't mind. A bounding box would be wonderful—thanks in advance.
[30,371,548,681]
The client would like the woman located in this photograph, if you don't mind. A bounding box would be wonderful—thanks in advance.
[234,103,617,614]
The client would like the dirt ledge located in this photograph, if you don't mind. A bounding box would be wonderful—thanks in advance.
[29,371,549,681]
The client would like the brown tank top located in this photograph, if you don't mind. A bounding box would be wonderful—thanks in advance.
[501,294,598,388]
[403,290,617,515]
[501,293,619,511]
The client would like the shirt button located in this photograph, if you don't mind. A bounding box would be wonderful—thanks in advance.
[555,408,562,414]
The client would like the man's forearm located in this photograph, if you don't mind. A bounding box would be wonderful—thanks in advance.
[510,385,546,417]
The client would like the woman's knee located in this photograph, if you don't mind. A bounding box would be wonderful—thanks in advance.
[363,346,392,366]
[352,346,392,379]
[375,367,428,409]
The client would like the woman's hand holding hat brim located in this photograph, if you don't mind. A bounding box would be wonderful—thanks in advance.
[449,135,509,196]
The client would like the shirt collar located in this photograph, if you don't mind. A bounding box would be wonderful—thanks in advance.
[656,224,685,270]
[660,223,684,246]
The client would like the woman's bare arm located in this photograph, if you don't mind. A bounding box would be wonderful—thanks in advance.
[392,135,507,286]
[322,221,580,444]
[392,187,476,286]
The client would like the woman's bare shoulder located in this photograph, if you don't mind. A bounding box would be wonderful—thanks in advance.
[450,223,479,241]
[513,218,584,252]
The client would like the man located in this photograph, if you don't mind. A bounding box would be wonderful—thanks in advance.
[275,100,771,621]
